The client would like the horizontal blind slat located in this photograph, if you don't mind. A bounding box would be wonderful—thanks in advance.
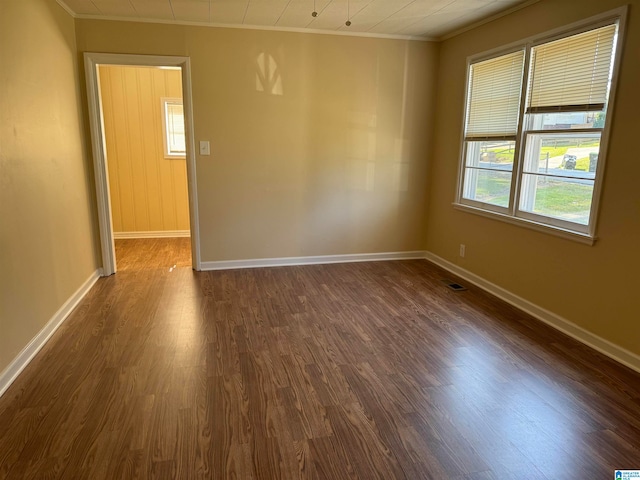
[528,24,616,111]
[466,50,525,138]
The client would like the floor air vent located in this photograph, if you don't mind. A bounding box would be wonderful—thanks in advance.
[441,279,467,291]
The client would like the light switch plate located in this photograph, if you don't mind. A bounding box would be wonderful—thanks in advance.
[199,141,210,156]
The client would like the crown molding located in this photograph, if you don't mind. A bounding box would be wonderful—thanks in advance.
[56,0,77,18]
[438,0,541,41]
[58,0,538,43]
[61,4,435,42]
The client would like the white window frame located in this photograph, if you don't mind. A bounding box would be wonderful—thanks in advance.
[454,8,627,245]
[161,97,186,158]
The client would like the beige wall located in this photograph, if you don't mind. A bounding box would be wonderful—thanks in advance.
[427,0,640,355]
[99,65,190,234]
[0,0,98,373]
[76,23,437,261]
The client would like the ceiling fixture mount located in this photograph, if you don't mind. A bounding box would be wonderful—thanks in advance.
[345,0,351,27]
[311,0,317,17]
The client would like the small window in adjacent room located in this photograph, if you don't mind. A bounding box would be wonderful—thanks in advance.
[161,97,186,158]
[456,13,623,242]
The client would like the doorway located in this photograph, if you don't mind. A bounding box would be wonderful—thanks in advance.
[84,53,201,275]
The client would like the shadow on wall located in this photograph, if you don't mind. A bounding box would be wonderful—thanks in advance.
[256,52,283,96]
[199,35,431,258]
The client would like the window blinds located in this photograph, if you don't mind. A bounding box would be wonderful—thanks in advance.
[465,50,525,140]
[527,24,617,113]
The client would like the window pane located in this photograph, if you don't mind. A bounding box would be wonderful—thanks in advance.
[522,133,600,178]
[164,100,186,155]
[170,134,186,153]
[465,140,515,170]
[463,169,512,208]
[519,174,594,225]
[528,111,605,130]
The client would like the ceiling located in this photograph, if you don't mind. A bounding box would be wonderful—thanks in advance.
[58,0,535,39]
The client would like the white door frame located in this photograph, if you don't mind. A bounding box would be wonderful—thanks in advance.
[84,52,201,275]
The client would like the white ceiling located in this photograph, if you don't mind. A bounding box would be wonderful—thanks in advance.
[58,0,535,39]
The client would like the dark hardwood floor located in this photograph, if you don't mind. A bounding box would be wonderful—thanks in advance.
[1,241,639,479]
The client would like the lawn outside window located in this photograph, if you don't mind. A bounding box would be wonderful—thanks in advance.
[455,9,626,243]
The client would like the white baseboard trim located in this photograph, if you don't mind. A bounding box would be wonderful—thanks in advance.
[424,252,640,374]
[201,250,427,271]
[0,269,101,398]
[113,230,191,239]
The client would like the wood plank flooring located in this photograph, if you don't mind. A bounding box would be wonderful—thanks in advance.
[1,242,639,478]
[115,238,191,270]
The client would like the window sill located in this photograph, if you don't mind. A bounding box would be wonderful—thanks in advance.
[452,202,596,246]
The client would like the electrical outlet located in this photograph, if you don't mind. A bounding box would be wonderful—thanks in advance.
[459,244,466,258]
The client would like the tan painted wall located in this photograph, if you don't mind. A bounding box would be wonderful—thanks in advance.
[99,65,190,234]
[0,0,98,373]
[76,23,437,261]
[427,0,640,355]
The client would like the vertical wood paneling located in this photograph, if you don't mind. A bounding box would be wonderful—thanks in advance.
[100,71,122,233]
[99,65,190,234]
[141,68,162,231]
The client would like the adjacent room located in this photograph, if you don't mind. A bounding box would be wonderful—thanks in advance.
[1,0,639,478]
[98,64,192,270]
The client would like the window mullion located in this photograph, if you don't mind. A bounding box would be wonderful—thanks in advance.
[510,43,532,216]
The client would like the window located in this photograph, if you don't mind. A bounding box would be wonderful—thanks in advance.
[161,98,186,158]
[457,15,622,241]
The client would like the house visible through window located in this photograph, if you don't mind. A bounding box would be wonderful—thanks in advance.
[457,15,622,241]
[162,97,186,158]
